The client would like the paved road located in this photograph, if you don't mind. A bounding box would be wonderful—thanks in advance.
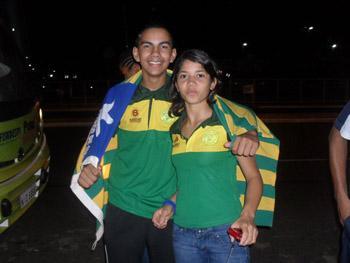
[0,122,343,262]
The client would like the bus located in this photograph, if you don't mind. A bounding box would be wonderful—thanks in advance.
[0,16,50,233]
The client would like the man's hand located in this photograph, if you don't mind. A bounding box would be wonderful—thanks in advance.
[337,195,350,225]
[225,130,259,156]
[78,164,101,188]
[152,205,173,229]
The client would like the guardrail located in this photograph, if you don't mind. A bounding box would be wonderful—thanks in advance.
[37,78,350,108]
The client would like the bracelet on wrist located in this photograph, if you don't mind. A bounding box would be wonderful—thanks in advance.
[162,199,176,214]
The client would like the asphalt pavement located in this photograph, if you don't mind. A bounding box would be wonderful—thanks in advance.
[0,120,344,263]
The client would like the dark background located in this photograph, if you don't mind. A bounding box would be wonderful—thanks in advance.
[2,0,350,81]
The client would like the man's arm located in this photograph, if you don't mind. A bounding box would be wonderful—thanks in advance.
[329,127,350,224]
[225,130,259,156]
[152,194,177,229]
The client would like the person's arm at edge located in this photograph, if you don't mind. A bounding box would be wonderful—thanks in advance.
[329,126,350,224]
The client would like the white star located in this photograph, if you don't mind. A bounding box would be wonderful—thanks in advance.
[96,101,114,137]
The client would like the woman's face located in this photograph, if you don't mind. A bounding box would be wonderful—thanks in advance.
[176,60,216,106]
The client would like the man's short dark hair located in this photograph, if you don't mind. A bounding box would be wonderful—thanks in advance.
[134,23,174,48]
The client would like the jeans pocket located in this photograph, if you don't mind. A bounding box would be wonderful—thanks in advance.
[227,245,250,263]
[212,229,232,247]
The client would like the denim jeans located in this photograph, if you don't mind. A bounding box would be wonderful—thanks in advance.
[173,223,250,263]
[341,217,350,263]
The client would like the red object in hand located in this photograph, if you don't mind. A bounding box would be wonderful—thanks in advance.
[227,227,242,241]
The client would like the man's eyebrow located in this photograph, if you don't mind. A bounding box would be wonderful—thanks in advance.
[139,41,172,46]
[139,41,152,45]
[159,41,172,46]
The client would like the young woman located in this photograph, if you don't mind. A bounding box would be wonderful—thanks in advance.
[152,49,264,262]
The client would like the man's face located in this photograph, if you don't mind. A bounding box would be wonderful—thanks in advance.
[133,28,176,78]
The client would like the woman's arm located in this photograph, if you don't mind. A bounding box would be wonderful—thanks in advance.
[231,156,263,246]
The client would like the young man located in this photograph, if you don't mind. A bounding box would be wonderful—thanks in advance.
[329,101,350,263]
[73,25,260,262]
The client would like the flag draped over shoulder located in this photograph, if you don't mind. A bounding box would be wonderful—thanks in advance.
[70,69,279,249]
[70,71,142,249]
[213,95,280,227]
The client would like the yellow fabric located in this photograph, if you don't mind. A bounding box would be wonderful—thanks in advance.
[240,195,275,212]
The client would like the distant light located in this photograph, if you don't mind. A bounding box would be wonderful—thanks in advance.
[11,27,15,32]
[331,43,338,49]
[304,26,315,32]
[64,74,69,79]
[49,74,54,78]
[28,64,32,67]
[73,74,78,79]
[52,70,56,73]
[90,86,94,89]
[242,42,248,47]
[225,73,231,78]
[42,85,46,89]
[32,68,35,71]
[25,56,29,60]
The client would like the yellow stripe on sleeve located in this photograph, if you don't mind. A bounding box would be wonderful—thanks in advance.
[219,96,257,126]
[256,141,280,161]
[236,167,276,187]
[240,195,275,212]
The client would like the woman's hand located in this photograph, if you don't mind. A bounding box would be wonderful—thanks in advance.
[230,214,258,246]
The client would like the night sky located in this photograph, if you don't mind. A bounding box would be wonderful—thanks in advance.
[5,1,350,79]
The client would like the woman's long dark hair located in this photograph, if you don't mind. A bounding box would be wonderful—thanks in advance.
[169,49,222,117]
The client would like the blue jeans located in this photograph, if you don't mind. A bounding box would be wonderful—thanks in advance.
[341,217,350,263]
[173,223,250,263]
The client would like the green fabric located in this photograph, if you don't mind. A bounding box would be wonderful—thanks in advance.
[170,109,221,136]
[171,112,242,228]
[173,152,242,228]
[108,77,177,219]
[130,77,172,104]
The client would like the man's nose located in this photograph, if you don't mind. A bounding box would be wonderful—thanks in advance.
[151,46,160,56]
